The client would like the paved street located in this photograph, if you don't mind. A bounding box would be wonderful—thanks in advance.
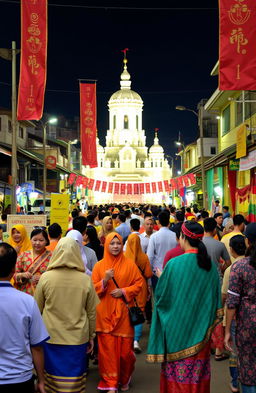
[86,325,230,392]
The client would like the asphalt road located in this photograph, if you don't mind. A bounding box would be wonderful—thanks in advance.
[86,325,230,393]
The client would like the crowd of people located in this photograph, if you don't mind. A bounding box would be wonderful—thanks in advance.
[0,202,256,393]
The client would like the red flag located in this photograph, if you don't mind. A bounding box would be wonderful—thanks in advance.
[101,181,107,192]
[75,175,83,187]
[80,83,97,167]
[139,183,145,194]
[219,0,256,90]
[87,178,95,190]
[120,184,126,195]
[177,177,184,190]
[183,175,190,187]
[170,179,177,189]
[95,180,101,191]
[158,181,163,192]
[17,0,48,120]
[151,182,157,193]
[68,173,76,185]
[164,180,170,192]
[188,173,196,185]
[114,183,120,194]
[127,184,132,194]
[145,183,151,193]
[82,177,88,188]
[108,182,114,193]
[133,183,139,194]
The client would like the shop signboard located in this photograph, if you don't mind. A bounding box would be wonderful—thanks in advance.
[196,176,202,185]
[7,214,47,239]
[240,149,256,171]
[50,193,69,234]
[45,155,57,170]
[229,159,240,171]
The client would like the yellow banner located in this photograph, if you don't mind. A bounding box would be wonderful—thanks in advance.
[50,194,69,234]
[236,125,247,159]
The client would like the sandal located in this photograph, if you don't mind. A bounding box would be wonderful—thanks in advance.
[120,384,130,391]
[230,383,239,392]
[215,353,229,361]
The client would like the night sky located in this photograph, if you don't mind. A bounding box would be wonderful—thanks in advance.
[0,0,219,162]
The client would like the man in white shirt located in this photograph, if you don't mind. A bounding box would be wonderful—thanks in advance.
[131,208,144,226]
[140,216,155,253]
[147,211,177,290]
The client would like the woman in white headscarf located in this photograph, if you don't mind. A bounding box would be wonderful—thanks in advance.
[66,229,97,275]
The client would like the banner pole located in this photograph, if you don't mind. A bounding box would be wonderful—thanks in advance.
[11,41,17,214]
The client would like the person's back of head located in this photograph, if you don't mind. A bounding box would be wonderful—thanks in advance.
[229,235,246,256]
[223,206,229,212]
[86,225,99,244]
[201,210,209,219]
[214,212,223,219]
[158,211,170,227]
[1,213,7,222]
[48,223,62,239]
[118,213,126,223]
[170,206,176,214]
[87,214,95,225]
[186,207,191,213]
[124,209,131,219]
[73,216,87,234]
[130,218,140,232]
[193,207,199,214]
[134,208,140,215]
[233,214,245,227]
[204,217,217,234]
[176,210,185,223]
[71,209,79,219]
[98,211,106,221]
[171,225,182,241]
[0,243,17,278]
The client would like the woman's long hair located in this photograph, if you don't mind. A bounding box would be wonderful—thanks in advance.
[245,223,256,269]
[181,221,211,271]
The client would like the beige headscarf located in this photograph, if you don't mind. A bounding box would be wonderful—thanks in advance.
[47,237,85,272]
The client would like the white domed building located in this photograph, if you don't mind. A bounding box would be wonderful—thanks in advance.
[84,58,171,204]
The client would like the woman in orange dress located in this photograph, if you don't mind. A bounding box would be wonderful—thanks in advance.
[125,233,153,353]
[92,232,143,392]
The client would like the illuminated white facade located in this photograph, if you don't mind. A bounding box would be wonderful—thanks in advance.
[84,58,171,204]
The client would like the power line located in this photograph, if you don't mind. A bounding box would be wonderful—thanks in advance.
[0,1,217,11]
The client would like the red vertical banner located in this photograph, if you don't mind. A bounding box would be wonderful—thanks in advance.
[177,178,184,190]
[219,0,256,90]
[87,178,95,190]
[183,175,190,187]
[114,183,120,194]
[75,175,83,187]
[17,0,48,120]
[82,177,88,188]
[145,183,151,194]
[120,184,126,195]
[108,182,114,193]
[158,181,163,192]
[68,173,76,185]
[188,173,196,185]
[164,180,170,192]
[133,183,139,194]
[80,82,97,167]
[95,180,101,191]
[170,179,177,189]
[127,184,132,194]
[139,183,145,194]
[101,181,107,192]
[151,182,157,193]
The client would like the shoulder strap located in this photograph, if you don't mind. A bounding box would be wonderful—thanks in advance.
[28,251,50,276]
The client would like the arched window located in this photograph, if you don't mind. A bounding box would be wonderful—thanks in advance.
[113,115,116,129]
[124,115,129,129]
[136,115,139,130]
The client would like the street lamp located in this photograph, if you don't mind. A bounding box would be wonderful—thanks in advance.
[175,104,207,208]
[41,117,57,211]
[174,140,185,174]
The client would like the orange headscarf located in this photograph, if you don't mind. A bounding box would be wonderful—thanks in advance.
[9,224,32,255]
[101,232,125,267]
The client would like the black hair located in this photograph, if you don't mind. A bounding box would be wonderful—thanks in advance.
[171,224,182,239]
[181,221,211,271]
[112,213,118,219]
[0,225,3,231]
[86,225,100,246]
[176,211,185,222]
[118,213,126,223]
[98,211,106,221]
[245,223,256,270]
[71,209,79,219]
[193,207,199,214]
[158,212,169,227]
[233,214,245,226]
[223,206,229,211]
[1,214,7,221]
[204,217,217,233]
[72,216,87,234]
[27,212,35,215]
[30,229,50,246]
[87,214,95,224]
[215,200,220,204]
[214,213,223,219]
[170,207,176,214]
[124,210,131,218]
[130,218,140,232]
[201,211,209,219]
[229,235,246,256]
[186,207,191,213]
[48,223,62,239]
[0,243,17,277]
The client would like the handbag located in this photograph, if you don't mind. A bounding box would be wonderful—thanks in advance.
[112,277,145,326]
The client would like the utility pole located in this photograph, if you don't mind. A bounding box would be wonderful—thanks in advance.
[198,103,207,208]
[11,41,17,214]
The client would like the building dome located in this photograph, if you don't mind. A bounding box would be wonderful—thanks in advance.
[149,133,164,154]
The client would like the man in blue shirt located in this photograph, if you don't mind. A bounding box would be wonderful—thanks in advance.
[0,243,49,393]
[115,213,131,244]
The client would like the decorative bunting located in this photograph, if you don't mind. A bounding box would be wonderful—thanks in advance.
[108,182,114,193]
[17,0,48,120]
[82,177,88,188]
[177,177,184,189]
[67,173,76,185]
[151,182,157,193]
[158,181,163,192]
[164,180,170,192]
[183,175,190,187]
[87,178,95,190]
[114,183,120,194]
[170,179,177,189]
[75,175,83,187]
[121,184,126,195]
[188,173,196,185]
[139,183,145,194]
[145,183,151,194]
[127,184,132,194]
[95,180,101,191]
[80,82,98,167]
[101,181,107,193]
[133,183,139,194]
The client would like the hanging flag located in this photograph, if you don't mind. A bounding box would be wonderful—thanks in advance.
[127,184,132,194]
[248,173,256,222]
[219,0,256,90]
[183,176,190,187]
[158,181,163,192]
[17,0,48,120]
[80,82,97,167]
[236,124,247,159]
[121,184,126,194]
[151,182,157,193]
[188,173,196,185]
[87,178,95,190]
[163,180,170,192]
[145,183,151,194]
[139,183,145,194]
[134,183,139,194]
[170,179,177,189]
[101,181,107,192]
[75,175,83,187]
[82,177,88,188]
[95,180,101,191]
[114,183,120,194]
[177,177,184,189]
[108,182,114,193]
[68,173,76,185]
